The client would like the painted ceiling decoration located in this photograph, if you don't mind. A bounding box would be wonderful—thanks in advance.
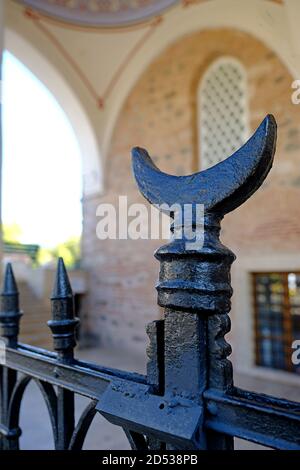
[20,0,180,27]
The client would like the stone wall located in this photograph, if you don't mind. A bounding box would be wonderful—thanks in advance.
[81,28,299,360]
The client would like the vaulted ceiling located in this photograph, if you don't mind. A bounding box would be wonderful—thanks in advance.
[8,0,295,191]
[19,0,180,27]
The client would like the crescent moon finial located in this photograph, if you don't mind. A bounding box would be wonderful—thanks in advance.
[132,114,276,215]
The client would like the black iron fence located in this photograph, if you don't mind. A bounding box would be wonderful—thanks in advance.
[0,115,299,450]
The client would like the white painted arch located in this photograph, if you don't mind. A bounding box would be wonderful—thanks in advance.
[5,28,103,197]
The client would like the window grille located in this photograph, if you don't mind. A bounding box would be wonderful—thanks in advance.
[199,58,248,169]
[252,272,300,374]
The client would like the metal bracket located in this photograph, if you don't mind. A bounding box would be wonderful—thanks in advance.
[96,380,204,448]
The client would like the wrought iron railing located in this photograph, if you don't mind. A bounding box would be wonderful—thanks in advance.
[0,114,299,450]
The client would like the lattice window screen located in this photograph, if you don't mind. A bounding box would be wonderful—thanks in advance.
[199,58,248,170]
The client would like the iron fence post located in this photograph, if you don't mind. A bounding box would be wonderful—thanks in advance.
[48,258,79,449]
[154,212,235,449]
[0,264,22,449]
[132,114,277,449]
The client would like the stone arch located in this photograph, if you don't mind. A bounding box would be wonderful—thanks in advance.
[108,26,299,252]
[92,24,300,366]
[103,0,296,160]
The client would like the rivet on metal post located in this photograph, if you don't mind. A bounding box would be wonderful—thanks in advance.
[132,115,277,449]
[48,258,79,363]
[0,264,22,348]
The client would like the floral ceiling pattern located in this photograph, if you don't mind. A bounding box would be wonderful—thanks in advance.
[20,0,180,27]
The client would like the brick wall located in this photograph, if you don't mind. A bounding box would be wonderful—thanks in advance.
[82,28,300,357]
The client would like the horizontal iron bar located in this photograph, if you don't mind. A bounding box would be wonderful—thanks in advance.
[19,343,146,385]
[204,388,300,450]
[4,344,147,400]
[4,344,300,449]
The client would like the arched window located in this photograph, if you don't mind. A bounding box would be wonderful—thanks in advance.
[198,57,248,170]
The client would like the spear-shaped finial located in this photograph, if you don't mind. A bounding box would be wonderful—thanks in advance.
[0,264,22,347]
[2,263,19,296]
[48,258,79,362]
[51,258,73,318]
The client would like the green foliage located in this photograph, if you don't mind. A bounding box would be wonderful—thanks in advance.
[37,236,81,269]
[2,224,80,269]
[2,224,23,243]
